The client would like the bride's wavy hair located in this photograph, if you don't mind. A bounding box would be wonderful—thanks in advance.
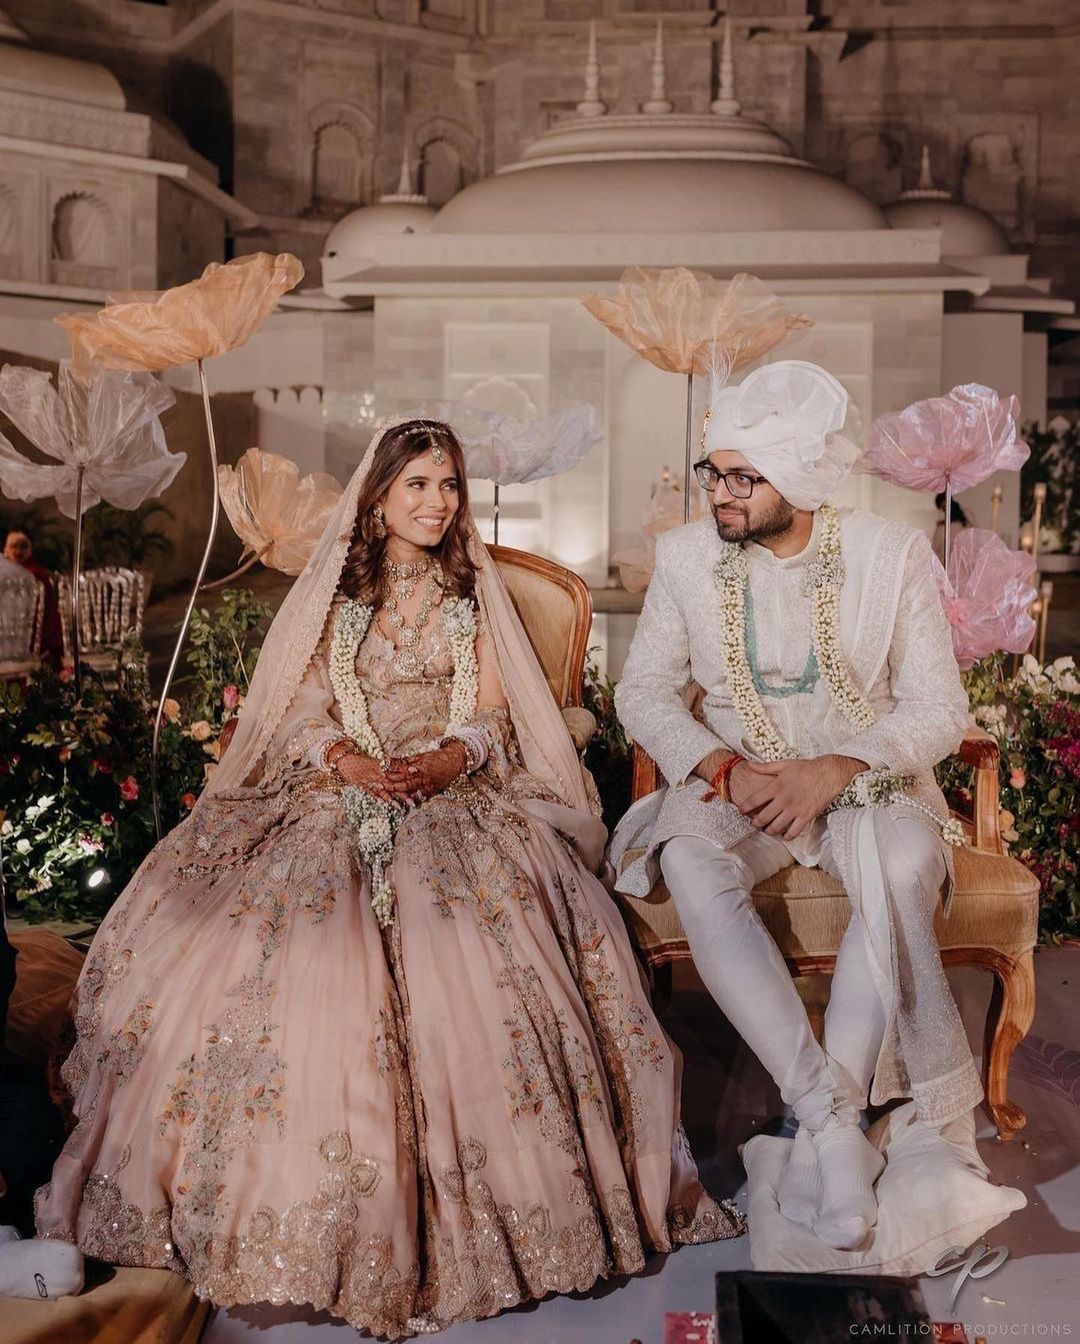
[340,419,477,605]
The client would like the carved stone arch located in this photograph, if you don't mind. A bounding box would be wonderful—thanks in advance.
[961,131,1022,230]
[307,101,375,212]
[415,116,477,206]
[843,131,903,204]
[51,191,118,266]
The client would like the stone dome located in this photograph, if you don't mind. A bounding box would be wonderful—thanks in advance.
[433,143,885,235]
[0,42,125,110]
[323,152,438,260]
[884,198,1009,257]
[435,20,885,237]
[324,199,438,258]
[884,146,1010,257]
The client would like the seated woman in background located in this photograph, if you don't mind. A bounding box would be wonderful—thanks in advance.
[36,418,742,1339]
[3,529,63,670]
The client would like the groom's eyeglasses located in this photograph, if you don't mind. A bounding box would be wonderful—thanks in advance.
[693,461,769,498]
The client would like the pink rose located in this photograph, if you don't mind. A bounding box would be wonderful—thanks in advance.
[58,664,75,683]
[222,684,239,710]
[100,811,115,826]
[78,834,103,854]
[58,746,72,763]
[91,757,109,775]
[119,776,139,802]
[181,792,197,810]
[1009,768,1026,789]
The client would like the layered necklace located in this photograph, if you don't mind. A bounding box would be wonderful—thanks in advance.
[381,554,442,677]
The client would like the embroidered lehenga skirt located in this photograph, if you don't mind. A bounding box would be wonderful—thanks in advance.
[37,627,741,1338]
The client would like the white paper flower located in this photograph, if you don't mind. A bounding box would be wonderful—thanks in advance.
[0,361,182,518]
[411,401,603,486]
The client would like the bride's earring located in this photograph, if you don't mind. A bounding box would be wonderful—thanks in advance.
[371,504,387,539]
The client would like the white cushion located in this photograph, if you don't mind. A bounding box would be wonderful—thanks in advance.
[742,1101,1027,1277]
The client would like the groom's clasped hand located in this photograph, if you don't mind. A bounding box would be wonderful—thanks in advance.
[729,753,865,841]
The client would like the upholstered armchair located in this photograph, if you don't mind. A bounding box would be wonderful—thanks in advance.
[489,544,598,748]
[612,731,1040,1141]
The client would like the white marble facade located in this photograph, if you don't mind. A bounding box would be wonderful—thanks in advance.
[0,0,1077,659]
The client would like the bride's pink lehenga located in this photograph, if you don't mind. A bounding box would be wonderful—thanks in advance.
[36,616,742,1338]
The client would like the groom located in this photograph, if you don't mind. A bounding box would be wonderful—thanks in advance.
[613,360,982,1250]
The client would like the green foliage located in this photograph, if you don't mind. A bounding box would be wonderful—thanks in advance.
[0,500,174,572]
[185,588,273,727]
[582,647,632,832]
[937,652,1080,942]
[1021,418,1080,554]
[0,664,206,925]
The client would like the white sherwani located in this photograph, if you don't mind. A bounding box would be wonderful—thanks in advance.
[612,507,983,1126]
[613,508,969,892]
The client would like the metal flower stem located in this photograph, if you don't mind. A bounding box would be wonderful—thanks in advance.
[493,482,501,546]
[151,358,221,839]
[683,370,694,524]
[70,464,86,691]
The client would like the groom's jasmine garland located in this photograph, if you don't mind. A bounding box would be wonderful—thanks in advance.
[329,593,480,927]
[713,503,964,845]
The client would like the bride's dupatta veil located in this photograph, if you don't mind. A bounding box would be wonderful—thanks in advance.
[36,417,742,1339]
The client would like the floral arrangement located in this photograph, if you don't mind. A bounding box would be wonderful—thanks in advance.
[0,665,206,924]
[938,653,1080,941]
[582,649,632,831]
[1021,418,1079,556]
[328,594,479,927]
[0,587,270,925]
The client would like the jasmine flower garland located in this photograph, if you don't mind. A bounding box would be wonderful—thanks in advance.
[713,504,963,846]
[328,594,480,927]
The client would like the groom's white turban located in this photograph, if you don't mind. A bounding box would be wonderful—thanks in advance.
[702,359,860,511]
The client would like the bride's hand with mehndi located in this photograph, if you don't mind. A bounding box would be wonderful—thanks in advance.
[334,751,405,804]
[385,741,468,805]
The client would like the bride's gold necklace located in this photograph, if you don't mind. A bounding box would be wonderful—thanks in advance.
[381,553,443,677]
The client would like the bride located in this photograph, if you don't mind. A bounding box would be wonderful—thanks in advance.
[36,418,742,1338]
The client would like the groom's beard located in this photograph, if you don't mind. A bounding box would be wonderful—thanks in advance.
[712,496,796,545]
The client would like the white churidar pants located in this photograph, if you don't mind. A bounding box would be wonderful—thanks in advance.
[659,816,946,1131]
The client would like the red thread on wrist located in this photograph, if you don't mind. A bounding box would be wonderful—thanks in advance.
[702,753,744,803]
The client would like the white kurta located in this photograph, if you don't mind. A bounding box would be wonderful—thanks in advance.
[612,508,971,893]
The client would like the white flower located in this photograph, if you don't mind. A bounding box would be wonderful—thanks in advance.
[941,818,966,847]
[189,720,213,742]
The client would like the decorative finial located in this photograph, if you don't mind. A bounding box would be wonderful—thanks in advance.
[711,15,743,117]
[917,144,935,192]
[900,143,951,201]
[642,19,673,115]
[396,140,413,196]
[577,19,607,118]
[379,138,429,205]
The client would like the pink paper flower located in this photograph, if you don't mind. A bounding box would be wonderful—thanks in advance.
[119,775,139,802]
[865,384,1029,494]
[931,529,1037,669]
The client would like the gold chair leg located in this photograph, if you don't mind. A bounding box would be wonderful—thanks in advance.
[984,948,1035,1141]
